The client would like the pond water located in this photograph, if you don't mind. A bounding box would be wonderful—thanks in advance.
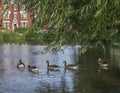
[0,44,120,93]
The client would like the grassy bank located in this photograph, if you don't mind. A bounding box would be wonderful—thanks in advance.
[0,32,26,44]
[0,31,48,45]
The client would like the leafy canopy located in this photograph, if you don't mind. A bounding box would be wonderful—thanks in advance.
[10,0,120,53]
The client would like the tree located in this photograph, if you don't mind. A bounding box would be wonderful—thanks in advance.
[24,0,120,54]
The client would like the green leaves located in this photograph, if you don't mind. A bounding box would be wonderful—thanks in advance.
[24,0,120,54]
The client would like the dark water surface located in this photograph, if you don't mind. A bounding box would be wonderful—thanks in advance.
[0,44,120,93]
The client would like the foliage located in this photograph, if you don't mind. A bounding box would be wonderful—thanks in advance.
[25,31,45,44]
[0,27,9,32]
[17,0,120,54]
[14,27,29,33]
[0,31,25,44]
[25,31,41,39]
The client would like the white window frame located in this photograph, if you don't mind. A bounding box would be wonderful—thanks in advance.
[22,5,25,10]
[14,5,17,10]
[14,12,17,18]
[3,21,10,29]
[21,21,27,27]
[20,11,27,19]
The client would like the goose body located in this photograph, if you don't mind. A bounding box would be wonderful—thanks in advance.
[98,58,108,67]
[63,61,78,70]
[46,61,59,71]
[28,65,39,73]
[17,60,25,68]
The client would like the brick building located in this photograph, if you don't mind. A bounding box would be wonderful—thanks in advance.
[0,1,33,32]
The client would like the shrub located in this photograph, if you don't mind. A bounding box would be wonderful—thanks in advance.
[0,27,9,32]
[14,27,29,33]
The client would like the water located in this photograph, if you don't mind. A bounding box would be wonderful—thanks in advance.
[0,44,120,93]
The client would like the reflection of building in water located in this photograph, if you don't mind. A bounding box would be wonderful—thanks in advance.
[1,44,32,72]
[1,44,16,77]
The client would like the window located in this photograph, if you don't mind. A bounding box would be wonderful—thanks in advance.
[4,22,9,29]
[14,24,17,29]
[21,22,27,27]
[14,5,17,10]
[22,5,25,10]
[21,12,27,19]
[14,12,17,18]
[23,22,26,27]
[21,13,23,19]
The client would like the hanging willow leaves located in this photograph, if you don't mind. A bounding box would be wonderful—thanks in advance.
[23,0,120,53]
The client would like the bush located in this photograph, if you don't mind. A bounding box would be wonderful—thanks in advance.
[0,27,9,32]
[14,27,30,33]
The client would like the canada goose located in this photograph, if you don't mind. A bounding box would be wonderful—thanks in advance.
[28,65,39,73]
[98,58,108,67]
[46,60,59,71]
[17,60,25,68]
[63,61,78,70]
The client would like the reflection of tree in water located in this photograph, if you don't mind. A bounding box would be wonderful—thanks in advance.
[110,48,120,69]
[73,49,120,93]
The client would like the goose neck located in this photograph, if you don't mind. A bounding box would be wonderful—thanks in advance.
[47,61,49,67]
[64,61,67,67]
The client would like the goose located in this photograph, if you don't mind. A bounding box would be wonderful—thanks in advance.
[46,60,59,71]
[17,60,25,68]
[28,65,39,73]
[63,61,78,70]
[98,58,108,67]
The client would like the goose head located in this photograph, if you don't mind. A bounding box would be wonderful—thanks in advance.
[28,65,39,73]
[63,61,78,70]
[46,60,59,71]
[46,60,49,63]
[19,59,22,63]
[63,61,67,66]
[28,65,30,68]
[98,58,102,62]
[46,60,49,67]
[17,59,25,66]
